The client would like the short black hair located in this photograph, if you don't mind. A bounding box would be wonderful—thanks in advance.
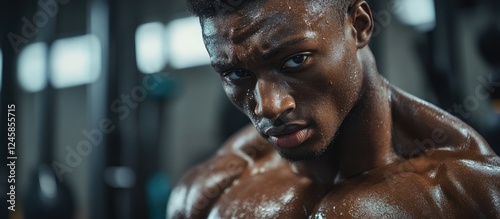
[186,0,354,19]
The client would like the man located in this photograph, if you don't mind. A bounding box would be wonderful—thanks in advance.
[168,0,500,218]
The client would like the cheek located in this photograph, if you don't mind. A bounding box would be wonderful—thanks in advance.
[223,84,256,119]
[325,48,361,107]
[292,50,360,129]
[223,84,243,108]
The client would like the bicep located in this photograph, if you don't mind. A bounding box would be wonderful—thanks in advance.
[166,155,248,218]
[167,166,203,219]
[167,184,189,218]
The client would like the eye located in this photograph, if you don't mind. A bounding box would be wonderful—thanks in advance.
[223,69,251,81]
[283,55,308,69]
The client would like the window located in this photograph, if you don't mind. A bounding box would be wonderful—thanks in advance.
[166,16,210,69]
[135,22,167,74]
[17,42,48,92]
[394,0,436,31]
[50,34,101,88]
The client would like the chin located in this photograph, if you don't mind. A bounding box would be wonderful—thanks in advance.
[275,141,331,162]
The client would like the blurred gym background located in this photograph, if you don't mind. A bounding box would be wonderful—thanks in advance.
[0,0,499,218]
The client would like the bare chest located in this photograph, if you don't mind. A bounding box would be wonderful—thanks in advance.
[206,168,328,219]
[198,154,500,218]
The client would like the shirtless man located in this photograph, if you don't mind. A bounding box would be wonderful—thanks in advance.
[167,0,500,218]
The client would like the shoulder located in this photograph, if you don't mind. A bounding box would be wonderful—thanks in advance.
[315,154,500,218]
[167,125,273,218]
[430,152,500,216]
[389,84,497,158]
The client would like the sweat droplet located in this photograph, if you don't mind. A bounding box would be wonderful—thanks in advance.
[289,6,292,9]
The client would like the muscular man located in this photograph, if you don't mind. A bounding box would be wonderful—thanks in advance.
[168,0,500,218]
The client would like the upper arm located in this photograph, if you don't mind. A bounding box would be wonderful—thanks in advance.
[167,153,248,218]
[167,165,203,219]
[167,125,271,218]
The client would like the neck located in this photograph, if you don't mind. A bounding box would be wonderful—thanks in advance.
[292,48,398,186]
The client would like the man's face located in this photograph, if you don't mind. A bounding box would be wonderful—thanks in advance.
[202,0,364,161]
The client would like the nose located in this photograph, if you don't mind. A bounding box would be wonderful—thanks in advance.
[253,79,296,120]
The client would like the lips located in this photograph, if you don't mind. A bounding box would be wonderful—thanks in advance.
[266,126,310,148]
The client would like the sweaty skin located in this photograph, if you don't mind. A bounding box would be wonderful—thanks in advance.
[168,0,500,218]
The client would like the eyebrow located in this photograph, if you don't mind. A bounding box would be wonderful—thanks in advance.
[211,37,310,72]
[261,37,309,61]
[212,61,236,73]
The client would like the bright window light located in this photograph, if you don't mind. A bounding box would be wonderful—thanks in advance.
[50,34,101,89]
[394,0,436,32]
[17,42,48,92]
[136,22,167,74]
[166,16,210,69]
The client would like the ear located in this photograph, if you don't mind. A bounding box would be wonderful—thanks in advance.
[348,1,374,48]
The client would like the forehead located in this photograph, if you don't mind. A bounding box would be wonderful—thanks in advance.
[202,0,330,31]
[201,0,338,57]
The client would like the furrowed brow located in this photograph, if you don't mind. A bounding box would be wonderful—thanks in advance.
[262,37,308,61]
[211,37,309,72]
[212,61,237,73]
